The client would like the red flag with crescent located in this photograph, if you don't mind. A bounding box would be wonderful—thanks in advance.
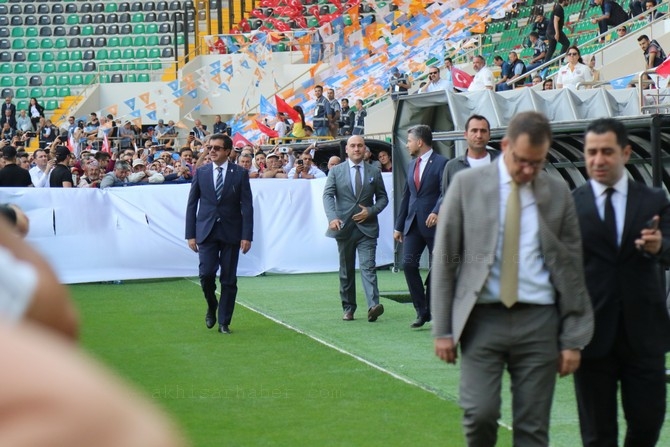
[452,67,473,91]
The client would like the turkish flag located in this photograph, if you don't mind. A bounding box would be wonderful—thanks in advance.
[274,95,301,122]
[232,133,253,149]
[452,67,473,91]
[255,120,279,138]
[656,56,670,78]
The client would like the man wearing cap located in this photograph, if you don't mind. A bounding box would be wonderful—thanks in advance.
[49,146,73,188]
[389,67,412,100]
[128,159,164,184]
[0,145,32,187]
[261,153,288,179]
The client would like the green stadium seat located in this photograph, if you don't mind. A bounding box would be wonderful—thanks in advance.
[11,28,24,38]
[99,74,110,83]
[0,76,11,87]
[138,73,150,82]
[44,75,57,86]
[149,48,160,58]
[57,62,70,72]
[108,37,120,47]
[151,60,161,70]
[134,36,146,46]
[136,48,147,58]
[84,74,96,84]
[67,15,79,25]
[14,63,27,73]
[134,23,145,34]
[45,87,58,97]
[16,100,27,110]
[126,73,137,82]
[121,36,132,46]
[43,62,56,73]
[27,52,40,62]
[45,100,59,110]
[70,50,82,61]
[55,38,68,49]
[105,3,117,13]
[41,52,55,62]
[71,61,83,72]
[71,74,83,85]
[147,23,158,34]
[15,87,28,98]
[25,27,38,38]
[132,13,144,23]
[147,36,159,46]
[176,35,184,45]
[58,75,70,86]
[30,87,43,97]
[122,48,134,59]
[14,76,27,87]
[108,62,122,71]
[56,50,69,61]
[41,39,54,49]
[29,62,41,73]
[82,25,94,36]
[110,49,121,59]
[136,61,148,70]
[0,63,9,74]
[97,48,109,59]
[12,39,25,50]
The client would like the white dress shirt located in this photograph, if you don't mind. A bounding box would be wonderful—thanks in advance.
[347,159,364,194]
[29,165,50,188]
[590,175,628,246]
[415,149,433,182]
[479,156,555,305]
[468,66,495,91]
[212,161,228,189]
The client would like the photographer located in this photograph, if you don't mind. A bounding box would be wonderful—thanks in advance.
[29,148,53,188]
[287,151,325,179]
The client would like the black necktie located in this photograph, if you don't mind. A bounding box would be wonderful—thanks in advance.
[604,188,617,247]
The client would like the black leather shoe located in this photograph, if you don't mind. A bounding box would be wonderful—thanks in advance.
[368,304,384,322]
[218,324,231,334]
[410,317,427,329]
[342,311,354,321]
[205,309,216,329]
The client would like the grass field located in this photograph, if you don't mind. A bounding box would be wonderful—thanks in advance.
[71,271,670,446]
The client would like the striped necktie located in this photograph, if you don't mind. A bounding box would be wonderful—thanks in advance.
[215,166,223,201]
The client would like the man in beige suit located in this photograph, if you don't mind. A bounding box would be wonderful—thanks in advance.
[431,111,593,446]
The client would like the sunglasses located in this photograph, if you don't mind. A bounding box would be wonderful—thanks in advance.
[429,72,438,75]
[207,145,226,151]
[567,52,579,56]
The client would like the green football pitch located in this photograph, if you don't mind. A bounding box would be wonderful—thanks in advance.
[71,271,669,446]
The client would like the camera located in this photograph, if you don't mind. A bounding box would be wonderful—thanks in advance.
[279,147,289,154]
[296,159,304,165]
[189,131,195,136]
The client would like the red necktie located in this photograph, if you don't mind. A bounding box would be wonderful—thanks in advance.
[413,158,421,190]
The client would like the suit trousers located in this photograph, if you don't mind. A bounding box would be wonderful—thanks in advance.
[544,33,570,64]
[197,221,241,326]
[574,314,666,447]
[401,221,433,319]
[459,304,559,447]
[336,226,379,313]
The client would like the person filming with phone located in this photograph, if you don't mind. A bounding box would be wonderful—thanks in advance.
[287,151,326,179]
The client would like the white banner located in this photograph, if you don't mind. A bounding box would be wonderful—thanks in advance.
[0,175,395,284]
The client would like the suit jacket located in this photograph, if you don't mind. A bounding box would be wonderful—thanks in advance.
[185,162,253,244]
[431,161,593,349]
[322,161,388,240]
[395,152,448,238]
[573,180,670,358]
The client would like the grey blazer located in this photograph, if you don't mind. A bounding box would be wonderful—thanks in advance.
[431,161,593,350]
[322,161,388,240]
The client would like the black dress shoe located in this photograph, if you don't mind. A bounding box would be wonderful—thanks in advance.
[342,311,354,321]
[205,309,216,329]
[218,324,231,334]
[410,317,427,329]
[367,304,384,322]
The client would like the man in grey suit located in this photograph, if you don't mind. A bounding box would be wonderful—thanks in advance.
[323,135,389,322]
[431,111,593,446]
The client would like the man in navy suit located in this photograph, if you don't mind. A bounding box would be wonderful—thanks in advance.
[185,134,253,335]
[394,125,448,328]
[573,118,670,446]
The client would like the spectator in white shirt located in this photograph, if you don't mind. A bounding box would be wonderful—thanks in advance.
[28,148,53,188]
[468,55,495,91]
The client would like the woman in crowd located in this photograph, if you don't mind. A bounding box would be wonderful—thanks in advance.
[289,105,306,139]
[556,46,593,90]
[28,98,44,131]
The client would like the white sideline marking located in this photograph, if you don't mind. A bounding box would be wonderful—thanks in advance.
[186,278,513,432]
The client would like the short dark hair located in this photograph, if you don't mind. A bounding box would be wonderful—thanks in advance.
[465,114,491,132]
[209,133,233,150]
[585,118,629,148]
[473,55,486,63]
[445,57,452,64]
[637,34,650,42]
[408,124,433,147]
[506,111,552,147]
[529,31,539,39]
[493,55,503,62]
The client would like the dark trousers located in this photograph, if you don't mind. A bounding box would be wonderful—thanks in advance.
[401,221,433,319]
[198,222,240,326]
[574,317,666,447]
[544,32,570,63]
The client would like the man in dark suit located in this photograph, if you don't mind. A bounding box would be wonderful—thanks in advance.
[394,125,448,329]
[1,96,16,122]
[432,111,593,446]
[323,135,388,322]
[573,118,670,447]
[185,134,253,335]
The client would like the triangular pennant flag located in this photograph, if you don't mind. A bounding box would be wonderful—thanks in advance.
[167,80,179,92]
[173,97,185,107]
[188,89,198,98]
[107,104,118,116]
[609,74,635,89]
[146,102,157,111]
[223,63,234,76]
[172,88,184,98]
[260,96,278,117]
[124,98,136,110]
[202,98,211,108]
[240,59,251,69]
[146,110,157,121]
[130,110,141,118]
[219,82,230,91]
[212,73,222,85]
[139,92,150,104]
[194,104,202,112]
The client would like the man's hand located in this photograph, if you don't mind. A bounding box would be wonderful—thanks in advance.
[328,219,343,231]
[558,348,581,377]
[636,215,662,254]
[393,230,403,243]
[352,205,369,223]
[435,337,458,364]
[240,240,251,254]
[425,212,438,228]
[187,238,198,253]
